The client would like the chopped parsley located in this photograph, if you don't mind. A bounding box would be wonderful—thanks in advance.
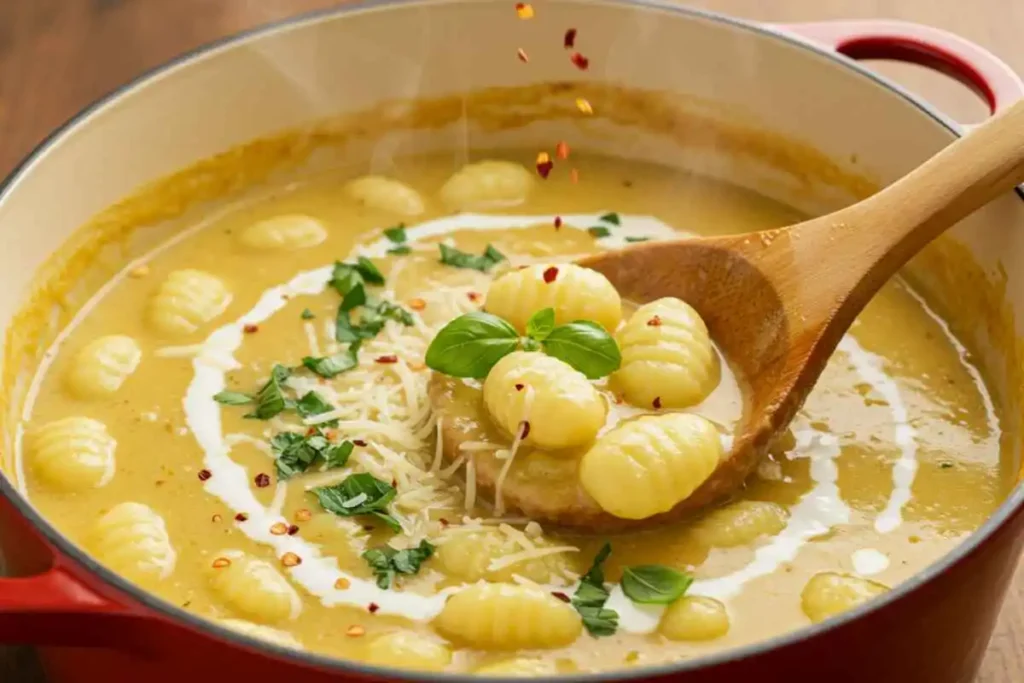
[294,390,334,421]
[572,543,618,637]
[587,226,611,239]
[336,299,413,343]
[242,365,292,420]
[314,473,401,532]
[598,212,621,226]
[300,308,316,320]
[362,540,435,589]
[384,224,407,244]
[271,429,353,479]
[438,243,506,272]
[302,346,360,378]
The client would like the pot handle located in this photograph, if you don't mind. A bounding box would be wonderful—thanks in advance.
[771,20,1024,120]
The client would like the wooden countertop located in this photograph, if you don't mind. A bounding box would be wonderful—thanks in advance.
[0,1,1021,681]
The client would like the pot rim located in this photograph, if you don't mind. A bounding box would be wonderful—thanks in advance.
[1,0,1021,680]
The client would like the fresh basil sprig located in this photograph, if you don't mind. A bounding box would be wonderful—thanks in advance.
[572,543,618,637]
[542,320,621,379]
[620,565,693,605]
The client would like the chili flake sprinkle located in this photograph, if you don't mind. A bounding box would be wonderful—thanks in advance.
[234,512,249,522]
[552,591,571,603]
[335,577,351,590]
[515,383,525,391]
[408,298,426,311]
[295,509,312,522]
[375,355,399,364]
[254,472,271,488]
[211,557,231,569]
[467,291,482,302]
[543,266,559,283]
[346,625,365,637]
[517,48,529,63]
[536,152,554,179]
[555,141,570,160]
[243,324,259,334]
[519,420,532,439]
[270,522,288,535]
[653,396,663,409]
[287,524,300,536]
[514,2,534,19]
[570,52,590,70]
[281,552,302,567]
[554,216,563,229]
[564,28,577,48]
[576,98,594,115]
[647,315,663,327]
[353,439,368,447]
[197,469,212,481]
[367,602,381,614]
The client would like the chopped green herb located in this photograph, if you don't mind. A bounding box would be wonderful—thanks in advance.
[625,236,650,243]
[295,391,334,420]
[314,473,401,532]
[330,262,364,297]
[572,543,618,637]
[387,245,412,255]
[355,257,385,285]
[383,224,407,244]
[340,282,367,312]
[243,365,292,420]
[213,391,253,406]
[620,565,693,605]
[302,346,360,378]
[425,312,520,378]
[521,337,541,352]
[300,308,316,320]
[525,308,556,342]
[362,540,435,589]
[588,226,611,238]
[272,429,353,479]
[373,300,414,326]
[438,243,506,272]
[598,212,621,226]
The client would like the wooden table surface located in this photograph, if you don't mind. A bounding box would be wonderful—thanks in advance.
[1,0,1022,681]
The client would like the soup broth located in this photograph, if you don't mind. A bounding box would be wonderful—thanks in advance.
[17,151,1007,674]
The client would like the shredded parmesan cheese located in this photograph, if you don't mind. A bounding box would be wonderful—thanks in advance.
[493,385,534,516]
[487,545,580,572]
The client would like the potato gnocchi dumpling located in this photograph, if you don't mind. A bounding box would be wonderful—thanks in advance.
[483,352,606,450]
[28,416,116,491]
[148,269,231,337]
[580,413,722,519]
[345,175,425,216]
[362,631,452,671]
[659,596,730,641]
[473,658,560,676]
[484,263,622,334]
[218,619,303,650]
[690,500,789,548]
[86,502,176,585]
[434,583,582,650]
[435,529,575,583]
[801,572,889,623]
[207,550,302,624]
[613,297,720,409]
[64,335,142,399]
[439,160,534,211]
[239,214,327,251]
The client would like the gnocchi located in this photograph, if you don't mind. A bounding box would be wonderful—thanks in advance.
[239,214,327,250]
[219,619,303,650]
[613,297,720,409]
[207,550,302,624]
[439,160,533,211]
[434,583,582,650]
[28,417,116,491]
[64,335,142,399]
[345,175,425,216]
[801,572,889,623]
[363,631,452,671]
[579,413,722,519]
[483,352,606,450]
[86,502,176,584]
[484,263,622,334]
[690,500,789,548]
[148,269,231,336]
[659,596,730,641]
[435,528,575,583]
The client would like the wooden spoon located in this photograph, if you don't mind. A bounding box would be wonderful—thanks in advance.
[430,99,1024,532]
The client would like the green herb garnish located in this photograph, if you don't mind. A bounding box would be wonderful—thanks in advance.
[362,540,435,589]
[541,321,621,379]
[625,236,650,243]
[302,346,360,378]
[572,543,618,637]
[295,391,334,420]
[588,226,611,239]
[243,365,292,420]
[525,308,555,341]
[598,212,621,226]
[213,391,253,406]
[620,565,693,605]
[424,311,520,378]
[300,308,316,320]
[384,224,407,244]
[314,473,401,531]
[355,256,385,285]
[438,243,506,272]
[387,245,412,255]
[271,430,353,479]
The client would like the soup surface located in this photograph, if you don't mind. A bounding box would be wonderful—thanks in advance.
[17,152,1007,674]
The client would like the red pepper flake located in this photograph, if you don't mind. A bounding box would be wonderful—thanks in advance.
[575,98,593,115]
[198,469,212,481]
[367,602,380,614]
[287,524,300,536]
[243,324,259,334]
[554,216,563,229]
[408,298,426,311]
[281,552,302,567]
[234,512,249,522]
[555,141,570,160]
[514,2,534,19]
[353,439,368,447]
[536,152,553,179]
[552,591,571,603]
[647,315,663,327]
[564,28,577,49]
[517,48,529,63]
[270,522,288,536]
[439,518,450,527]
[570,52,589,70]
[543,266,559,283]
[211,557,231,569]
[335,577,351,590]
[305,426,318,437]
[295,509,312,522]
[570,168,580,184]
[467,291,482,302]
[653,397,662,409]
[519,420,531,439]
[254,473,271,488]
[375,355,399,364]
[515,383,525,391]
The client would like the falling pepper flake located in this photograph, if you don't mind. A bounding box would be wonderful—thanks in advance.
[335,577,351,590]
[367,602,381,614]
[570,52,590,70]
[543,266,559,283]
[647,315,663,327]
[234,512,249,522]
[295,509,312,522]
[575,98,593,115]
[519,421,531,439]
[270,522,288,535]
[564,28,577,49]
[211,557,231,569]
[408,298,426,311]
[281,552,302,567]
[353,439,368,447]
[555,141,570,160]
[375,355,399,364]
[514,2,534,19]
[551,591,571,603]
[346,625,365,637]
[653,397,663,409]
[197,469,212,482]
[515,383,525,391]
[254,473,271,488]
[243,324,259,334]
[517,48,529,63]
[554,216,563,229]
[535,151,553,179]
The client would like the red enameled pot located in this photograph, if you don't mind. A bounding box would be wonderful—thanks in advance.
[1,1,1023,681]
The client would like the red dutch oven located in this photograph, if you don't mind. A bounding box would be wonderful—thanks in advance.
[1,1,1023,681]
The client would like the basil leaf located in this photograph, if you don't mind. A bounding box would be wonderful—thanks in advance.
[295,391,334,420]
[369,511,402,532]
[598,212,621,226]
[625,236,650,243]
[572,543,618,637]
[330,262,363,297]
[361,540,435,589]
[323,441,354,469]
[303,346,360,378]
[577,606,619,637]
[526,308,555,341]
[542,321,621,379]
[243,365,292,420]
[438,244,505,272]
[300,308,316,320]
[315,473,397,519]
[582,542,611,586]
[588,226,611,238]
[387,245,412,255]
[355,257,385,285]
[425,312,519,378]
[374,300,414,327]
[213,391,253,405]
[341,283,367,312]
[272,430,352,479]
[621,565,693,605]
[521,337,541,352]
[384,224,407,244]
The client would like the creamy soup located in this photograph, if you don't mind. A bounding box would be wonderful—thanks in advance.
[16,151,1007,675]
